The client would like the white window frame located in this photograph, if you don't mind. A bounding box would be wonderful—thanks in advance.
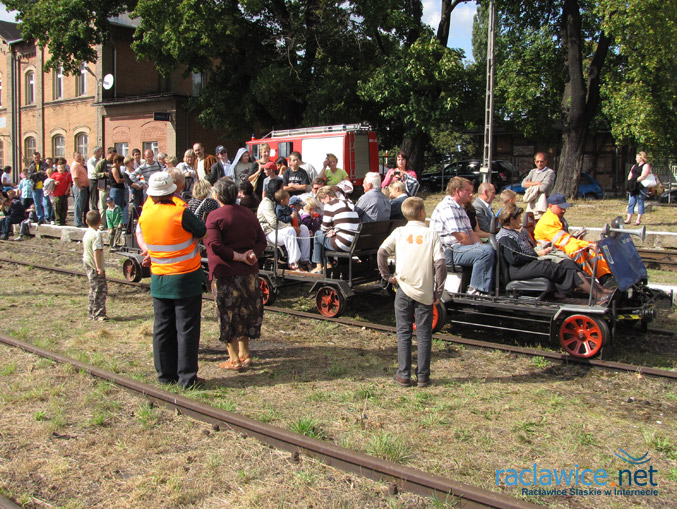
[114,142,129,157]
[25,71,35,104]
[24,137,36,166]
[76,133,89,156]
[53,65,63,100]
[142,141,158,157]
[76,63,87,96]
[52,134,66,158]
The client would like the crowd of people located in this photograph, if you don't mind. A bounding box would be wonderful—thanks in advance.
[2,146,627,389]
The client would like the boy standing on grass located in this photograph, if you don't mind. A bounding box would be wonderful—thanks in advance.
[83,210,108,321]
[104,196,123,251]
[377,197,446,388]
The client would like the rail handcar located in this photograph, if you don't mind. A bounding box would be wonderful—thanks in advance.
[433,218,660,359]
[257,219,404,317]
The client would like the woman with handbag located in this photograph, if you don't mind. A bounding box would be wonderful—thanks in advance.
[625,151,652,225]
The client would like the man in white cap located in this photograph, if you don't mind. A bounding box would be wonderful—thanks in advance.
[136,172,207,389]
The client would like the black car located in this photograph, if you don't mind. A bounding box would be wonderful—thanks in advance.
[419,160,515,193]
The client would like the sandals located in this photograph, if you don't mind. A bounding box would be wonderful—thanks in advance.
[310,267,324,274]
[239,356,253,368]
[635,221,641,226]
[218,359,242,371]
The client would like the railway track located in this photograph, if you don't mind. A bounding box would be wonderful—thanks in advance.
[1,255,675,380]
[0,332,536,509]
[637,247,677,272]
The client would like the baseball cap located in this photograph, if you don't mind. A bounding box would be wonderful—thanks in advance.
[547,193,572,209]
[289,196,305,206]
[215,145,227,155]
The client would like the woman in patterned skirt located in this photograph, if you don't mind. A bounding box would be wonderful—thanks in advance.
[205,178,267,370]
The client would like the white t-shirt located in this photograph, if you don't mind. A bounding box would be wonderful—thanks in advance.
[196,159,206,180]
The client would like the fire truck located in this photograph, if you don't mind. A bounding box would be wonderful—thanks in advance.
[246,123,380,185]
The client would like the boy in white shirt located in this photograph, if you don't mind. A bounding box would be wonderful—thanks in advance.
[377,197,446,387]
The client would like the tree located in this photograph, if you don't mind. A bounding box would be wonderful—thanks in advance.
[596,0,677,154]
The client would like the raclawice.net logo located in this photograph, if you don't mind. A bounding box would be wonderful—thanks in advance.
[495,449,659,498]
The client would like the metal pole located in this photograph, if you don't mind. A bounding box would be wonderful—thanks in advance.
[481,0,496,184]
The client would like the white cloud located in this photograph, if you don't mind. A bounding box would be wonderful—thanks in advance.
[0,6,18,23]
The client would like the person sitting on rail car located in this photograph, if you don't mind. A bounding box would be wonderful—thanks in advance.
[534,194,613,285]
[378,197,446,388]
[82,210,108,321]
[495,189,517,219]
[310,186,360,274]
[299,197,322,234]
[355,172,391,223]
[237,181,260,213]
[496,204,612,303]
[257,179,309,271]
[472,182,496,238]
[429,177,495,296]
[275,189,312,270]
[388,181,407,220]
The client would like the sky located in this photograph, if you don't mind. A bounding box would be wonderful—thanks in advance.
[0,1,477,58]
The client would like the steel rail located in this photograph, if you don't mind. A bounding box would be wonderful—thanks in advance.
[0,333,536,509]
[1,256,675,380]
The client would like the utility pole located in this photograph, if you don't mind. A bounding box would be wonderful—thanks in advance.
[481,0,496,184]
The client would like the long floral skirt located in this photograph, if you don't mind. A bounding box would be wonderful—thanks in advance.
[212,274,263,343]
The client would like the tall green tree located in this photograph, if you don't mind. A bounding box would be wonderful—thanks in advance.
[596,0,677,154]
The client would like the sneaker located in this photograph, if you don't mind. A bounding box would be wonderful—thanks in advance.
[13,235,24,241]
[417,378,432,388]
[392,375,412,387]
[0,235,8,241]
[50,221,56,225]
[96,316,109,322]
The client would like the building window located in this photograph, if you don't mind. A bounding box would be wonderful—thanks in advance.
[0,73,3,107]
[0,140,4,167]
[24,137,36,166]
[52,135,66,158]
[142,141,158,157]
[53,65,63,100]
[191,72,203,97]
[114,142,128,157]
[76,63,87,96]
[75,133,89,156]
[25,71,35,104]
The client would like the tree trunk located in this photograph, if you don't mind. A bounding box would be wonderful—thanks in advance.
[553,0,610,198]
[437,0,466,47]
[401,131,428,178]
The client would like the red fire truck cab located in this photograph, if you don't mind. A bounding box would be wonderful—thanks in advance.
[246,123,379,185]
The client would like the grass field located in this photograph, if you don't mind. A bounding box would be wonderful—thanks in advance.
[0,233,675,507]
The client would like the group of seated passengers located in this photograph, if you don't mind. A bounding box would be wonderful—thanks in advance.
[430,176,615,304]
[255,167,413,272]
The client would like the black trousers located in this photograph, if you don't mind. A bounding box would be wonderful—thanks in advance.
[152,295,202,387]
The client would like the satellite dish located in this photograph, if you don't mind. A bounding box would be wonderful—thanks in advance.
[102,74,115,90]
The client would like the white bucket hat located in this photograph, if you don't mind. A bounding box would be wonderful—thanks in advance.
[147,172,177,197]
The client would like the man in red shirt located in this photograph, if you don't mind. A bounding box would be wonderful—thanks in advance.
[52,163,73,226]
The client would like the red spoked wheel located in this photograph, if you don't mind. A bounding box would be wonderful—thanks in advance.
[257,275,276,306]
[558,314,608,358]
[315,286,345,318]
[122,258,142,282]
[414,301,447,333]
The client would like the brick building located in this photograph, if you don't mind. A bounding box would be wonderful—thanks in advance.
[0,16,225,181]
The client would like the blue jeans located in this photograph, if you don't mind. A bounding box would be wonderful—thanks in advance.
[32,189,45,222]
[311,230,336,264]
[444,243,495,293]
[395,290,433,381]
[627,190,648,215]
[43,195,54,222]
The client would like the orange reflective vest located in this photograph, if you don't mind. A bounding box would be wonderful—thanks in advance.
[534,208,610,278]
[138,200,201,276]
